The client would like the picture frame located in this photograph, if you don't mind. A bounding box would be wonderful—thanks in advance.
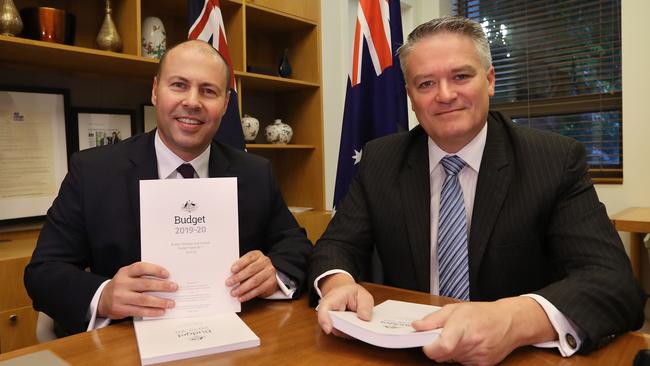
[141,103,157,133]
[0,85,70,222]
[71,108,135,152]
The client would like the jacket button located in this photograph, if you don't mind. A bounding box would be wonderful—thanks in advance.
[565,333,577,349]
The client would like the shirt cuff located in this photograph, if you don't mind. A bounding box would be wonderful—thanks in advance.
[313,269,354,298]
[264,271,296,300]
[86,279,112,331]
[522,293,582,357]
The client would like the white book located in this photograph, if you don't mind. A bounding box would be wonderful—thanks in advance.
[133,314,260,365]
[329,300,442,349]
[139,178,240,319]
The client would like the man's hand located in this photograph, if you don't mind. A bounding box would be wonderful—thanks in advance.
[411,297,557,366]
[97,262,177,320]
[316,273,374,334]
[226,250,278,302]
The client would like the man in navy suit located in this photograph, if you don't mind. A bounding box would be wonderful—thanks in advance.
[310,16,644,365]
[25,40,312,335]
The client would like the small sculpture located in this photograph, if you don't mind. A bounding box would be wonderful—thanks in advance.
[265,119,293,144]
[96,0,122,52]
[142,16,166,59]
[0,0,23,36]
[241,114,260,142]
[278,48,292,78]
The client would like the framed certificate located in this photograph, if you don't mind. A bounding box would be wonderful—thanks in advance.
[72,108,135,151]
[0,86,70,221]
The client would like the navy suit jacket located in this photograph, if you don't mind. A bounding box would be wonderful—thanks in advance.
[309,111,644,352]
[25,131,312,334]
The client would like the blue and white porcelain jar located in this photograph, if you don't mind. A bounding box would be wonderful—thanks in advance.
[265,119,293,144]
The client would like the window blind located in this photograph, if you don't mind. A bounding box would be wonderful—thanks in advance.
[453,0,622,181]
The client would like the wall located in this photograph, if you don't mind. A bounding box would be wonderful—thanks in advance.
[597,0,650,290]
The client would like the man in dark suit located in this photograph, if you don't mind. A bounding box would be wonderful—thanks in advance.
[310,16,644,365]
[24,40,312,335]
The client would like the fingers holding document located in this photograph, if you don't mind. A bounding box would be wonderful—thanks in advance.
[412,297,555,366]
[97,262,177,320]
[316,273,374,335]
[227,250,279,302]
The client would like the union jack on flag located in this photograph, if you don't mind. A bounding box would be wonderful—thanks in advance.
[333,0,408,207]
[188,0,245,150]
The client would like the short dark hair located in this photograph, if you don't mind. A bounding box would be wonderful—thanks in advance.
[156,39,232,91]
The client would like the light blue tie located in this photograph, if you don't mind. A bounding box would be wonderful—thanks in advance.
[438,155,469,300]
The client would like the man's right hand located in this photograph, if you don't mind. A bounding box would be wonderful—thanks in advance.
[97,262,177,319]
[316,273,374,334]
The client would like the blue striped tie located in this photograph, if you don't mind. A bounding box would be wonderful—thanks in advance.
[438,155,469,300]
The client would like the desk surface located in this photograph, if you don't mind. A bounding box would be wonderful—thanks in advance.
[612,207,650,233]
[1,283,649,365]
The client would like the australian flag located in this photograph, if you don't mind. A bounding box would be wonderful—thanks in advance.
[333,0,408,207]
[188,0,245,150]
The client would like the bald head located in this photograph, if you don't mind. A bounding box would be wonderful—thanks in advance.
[157,40,231,91]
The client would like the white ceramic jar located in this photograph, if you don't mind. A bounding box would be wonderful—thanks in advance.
[241,114,260,142]
[265,119,293,144]
[141,16,166,59]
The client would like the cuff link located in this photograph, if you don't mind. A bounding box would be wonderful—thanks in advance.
[565,333,577,349]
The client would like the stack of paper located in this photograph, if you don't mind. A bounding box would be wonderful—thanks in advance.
[133,314,259,365]
[329,300,442,348]
[136,178,259,365]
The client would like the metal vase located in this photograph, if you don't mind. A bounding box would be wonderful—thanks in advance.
[96,0,122,52]
[0,0,23,36]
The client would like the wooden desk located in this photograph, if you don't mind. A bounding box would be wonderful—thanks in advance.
[612,207,650,280]
[0,283,648,365]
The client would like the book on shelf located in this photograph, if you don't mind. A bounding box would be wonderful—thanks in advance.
[133,313,260,365]
[329,300,442,349]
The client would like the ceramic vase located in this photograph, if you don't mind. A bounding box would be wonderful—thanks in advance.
[241,114,260,142]
[96,0,122,52]
[265,119,293,144]
[278,48,292,78]
[0,0,22,36]
[141,16,166,59]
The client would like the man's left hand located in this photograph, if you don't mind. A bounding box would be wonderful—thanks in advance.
[411,297,556,366]
[226,250,279,301]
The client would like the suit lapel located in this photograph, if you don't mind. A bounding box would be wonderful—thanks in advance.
[399,128,431,292]
[469,112,513,297]
[126,132,159,238]
[208,142,231,177]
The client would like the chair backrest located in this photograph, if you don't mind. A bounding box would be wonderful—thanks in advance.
[36,312,57,343]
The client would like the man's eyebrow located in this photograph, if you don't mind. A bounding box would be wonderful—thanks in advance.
[166,75,189,82]
[451,65,477,73]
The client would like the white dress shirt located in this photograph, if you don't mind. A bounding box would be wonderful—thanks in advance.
[316,122,581,356]
[87,131,294,330]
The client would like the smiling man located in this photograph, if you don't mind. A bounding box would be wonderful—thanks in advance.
[25,40,312,336]
[309,16,644,365]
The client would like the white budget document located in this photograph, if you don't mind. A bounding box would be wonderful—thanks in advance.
[140,178,240,319]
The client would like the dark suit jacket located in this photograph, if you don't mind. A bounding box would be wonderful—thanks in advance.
[25,131,312,334]
[309,111,644,352]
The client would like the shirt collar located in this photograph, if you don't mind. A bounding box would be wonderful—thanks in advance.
[428,121,488,175]
[154,130,211,179]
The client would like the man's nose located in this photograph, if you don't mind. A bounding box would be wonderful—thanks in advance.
[182,89,201,109]
[435,81,457,103]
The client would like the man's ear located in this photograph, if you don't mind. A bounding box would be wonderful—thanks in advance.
[486,66,496,97]
[222,89,231,117]
[151,76,158,106]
